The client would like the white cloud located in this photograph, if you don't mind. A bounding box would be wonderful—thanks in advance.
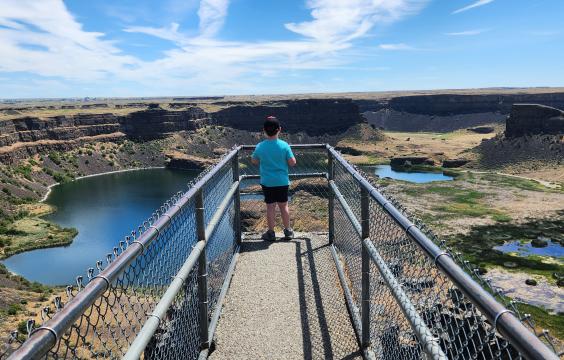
[0,0,137,81]
[445,28,490,36]
[285,0,428,43]
[198,0,230,38]
[0,0,429,96]
[452,0,495,14]
[378,43,413,50]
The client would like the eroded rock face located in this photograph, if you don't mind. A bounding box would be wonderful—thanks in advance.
[359,92,564,132]
[442,159,469,168]
[505,104,564,138]
[211,99,364,135]
[390,156,434,168]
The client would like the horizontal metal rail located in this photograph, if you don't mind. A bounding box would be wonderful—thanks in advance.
[10,148,241,360]
[240,144,327,150]
[241,172,327,180]
[363,239,448,360]
[327,145,559,360]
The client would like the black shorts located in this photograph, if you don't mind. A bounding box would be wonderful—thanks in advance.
[261,185,289,204]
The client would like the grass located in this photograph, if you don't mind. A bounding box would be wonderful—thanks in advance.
[0,214,78,260]
[515,303,564,339]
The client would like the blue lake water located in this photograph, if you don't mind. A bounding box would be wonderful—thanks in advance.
[364,165,454,183]
[2,168,198,285]
[494,241,564,259]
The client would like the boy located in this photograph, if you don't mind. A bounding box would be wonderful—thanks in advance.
[251,116,297,241]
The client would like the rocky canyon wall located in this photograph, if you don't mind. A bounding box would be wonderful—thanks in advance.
[359,92,564,132]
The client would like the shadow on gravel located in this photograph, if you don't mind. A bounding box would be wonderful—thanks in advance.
[241,235,362,359]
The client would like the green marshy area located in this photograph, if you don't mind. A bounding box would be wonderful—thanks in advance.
[381,170,564,337]
[0,203,77,260]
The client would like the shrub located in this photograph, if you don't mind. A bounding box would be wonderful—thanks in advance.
[17,321,28,335]
[87,150,93,156]
[2,188,11,195]
[7,304,22,315]
[48,152,62,165]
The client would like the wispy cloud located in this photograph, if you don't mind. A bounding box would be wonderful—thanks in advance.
[378,43,414,50]
[452,0,494,14]
[445,28,490,36]
[0,0,429,95]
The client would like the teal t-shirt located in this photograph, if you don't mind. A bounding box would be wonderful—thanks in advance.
[252,139,295,187]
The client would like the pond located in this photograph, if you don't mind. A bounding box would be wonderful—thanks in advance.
[363,165,454,183]
[2,168,198,285]
[494,241,564,259]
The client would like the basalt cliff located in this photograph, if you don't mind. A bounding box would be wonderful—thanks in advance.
[361,92,564,132]
[0,99,363,163]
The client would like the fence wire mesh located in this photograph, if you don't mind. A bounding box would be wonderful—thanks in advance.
[329,148,561,360]
[1,149,239,359]
[2,144,560,360]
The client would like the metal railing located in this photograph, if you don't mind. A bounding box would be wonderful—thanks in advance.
[3,144,560,360]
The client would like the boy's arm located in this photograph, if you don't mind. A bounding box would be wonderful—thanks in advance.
[286,146,297,167]
[251,146,260,165]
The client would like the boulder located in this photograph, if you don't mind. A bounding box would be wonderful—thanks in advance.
[442,159,470,168]
[467,126,495,134]
[165,152,215,170]
[525,279,538,286]
[531,237,549,248]
[390,156,434,168]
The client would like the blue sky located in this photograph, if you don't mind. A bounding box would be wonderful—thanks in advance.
[0,0,563,98]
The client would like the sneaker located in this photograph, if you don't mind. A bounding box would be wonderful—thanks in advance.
[283,228,294,240]
[261,230,276,241]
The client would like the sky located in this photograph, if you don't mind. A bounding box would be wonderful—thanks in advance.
[0,0,563,99]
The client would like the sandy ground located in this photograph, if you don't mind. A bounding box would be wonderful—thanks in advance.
[485,268,564,314]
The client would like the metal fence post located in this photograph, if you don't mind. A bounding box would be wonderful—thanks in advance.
[327,149,335,244]
[196,190,209,350]
[232,150,242,245]
[360,186,370,350]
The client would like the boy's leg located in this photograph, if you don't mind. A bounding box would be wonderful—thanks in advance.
[278,202,290,229]
[266,203,277,231]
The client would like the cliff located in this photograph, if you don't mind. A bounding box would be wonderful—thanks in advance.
[359,92,564,132]
[210,99,364,135]
[0,99,364,163]
[505,104,564,138]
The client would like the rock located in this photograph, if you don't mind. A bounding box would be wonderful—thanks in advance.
[505,104,564,138]
[467,126,495,134]
[525,279,537,286]
[165,152,216,170]
[558,279,564,287]
[211,98,364,136]
[503,262,518,268]
[442,159,470,168]
[390,156,434,168]
[405,137,410,141]
[335,146,363,156]
[531,237,549,248]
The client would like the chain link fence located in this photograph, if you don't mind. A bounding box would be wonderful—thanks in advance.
[2,144,560,360]
[2,148,240,360]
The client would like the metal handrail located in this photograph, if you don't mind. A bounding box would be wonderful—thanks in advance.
[9,148,241,360]
[327,145,559,360]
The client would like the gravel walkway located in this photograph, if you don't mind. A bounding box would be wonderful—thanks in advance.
[209,232,361,360]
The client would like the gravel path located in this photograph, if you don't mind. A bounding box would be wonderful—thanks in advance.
[209,232,361,360]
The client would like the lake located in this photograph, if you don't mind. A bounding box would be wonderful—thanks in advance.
[2,168,198,285]
[363,165,454,183]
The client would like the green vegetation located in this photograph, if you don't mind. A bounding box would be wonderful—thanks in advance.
[515,302,564,339]
[0,209,78,260]
[447,215,563,280]
[48,151,62,165]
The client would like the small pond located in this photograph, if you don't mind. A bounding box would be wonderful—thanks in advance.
[494,241,564,259]
[2,168,198,285]
[363,165,454,183]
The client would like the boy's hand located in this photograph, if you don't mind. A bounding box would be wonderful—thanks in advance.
[251,157,259,165]
[288,157,297,167]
